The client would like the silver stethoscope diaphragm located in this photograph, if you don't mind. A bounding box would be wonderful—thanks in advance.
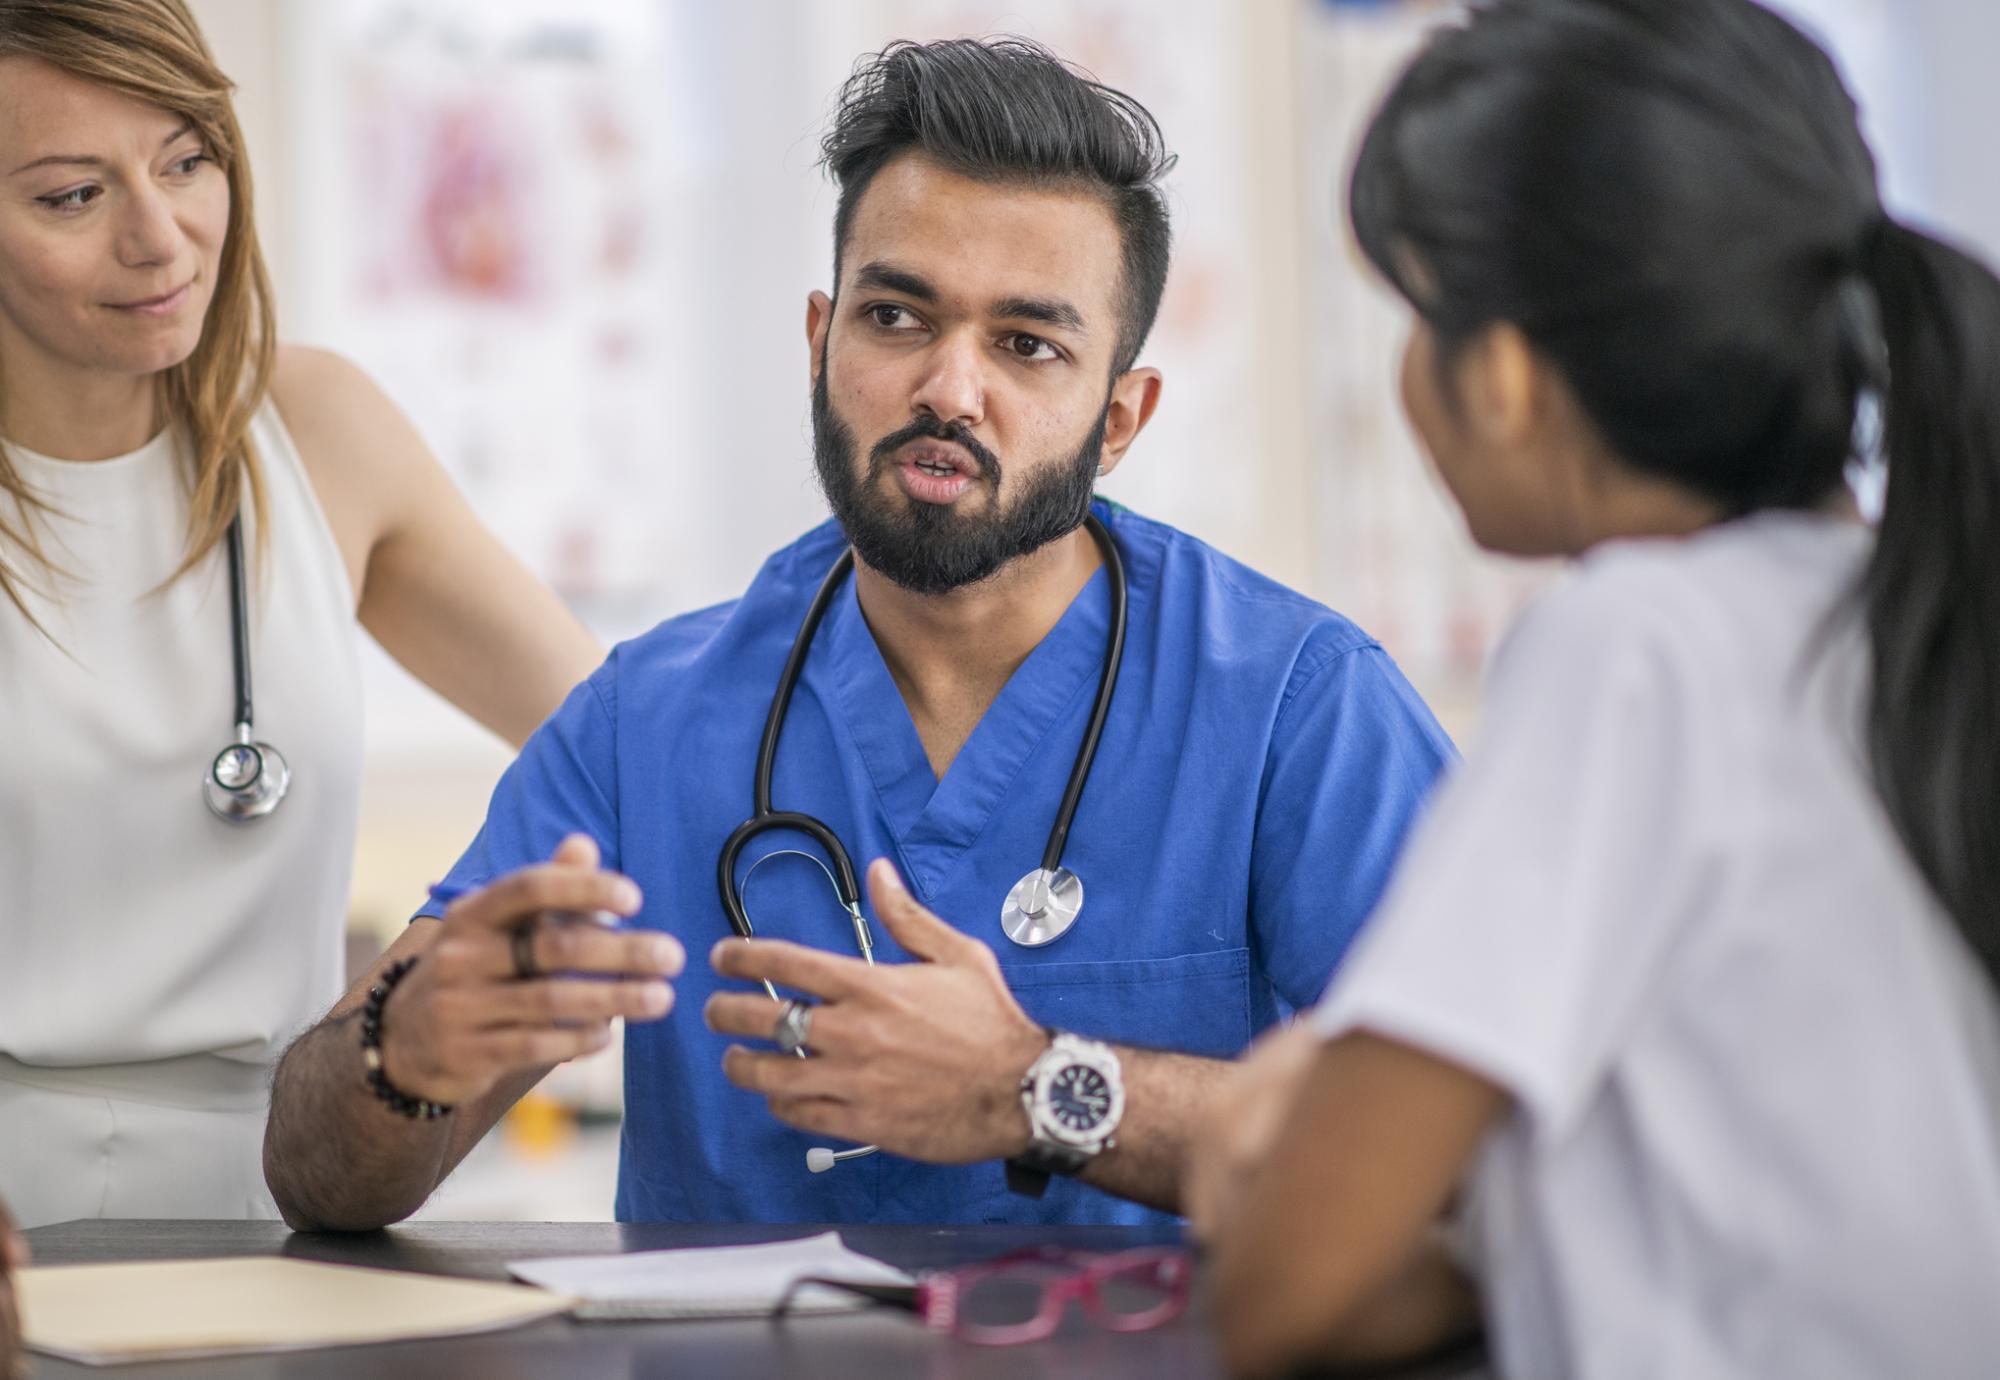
[204,515,290,823]
[204,730,291,822]
[1001,867,1084,947]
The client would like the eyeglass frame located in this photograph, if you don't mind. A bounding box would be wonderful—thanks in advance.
[775,1244,1193,1347]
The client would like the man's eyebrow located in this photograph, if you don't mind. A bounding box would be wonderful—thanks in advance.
[990,295,1087,335]
[9,119,196,177]
[853,262,937,301]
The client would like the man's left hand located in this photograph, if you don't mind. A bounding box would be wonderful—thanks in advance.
[705,858,1048,1163]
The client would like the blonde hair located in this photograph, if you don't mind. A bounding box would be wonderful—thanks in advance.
[0,0,275,628]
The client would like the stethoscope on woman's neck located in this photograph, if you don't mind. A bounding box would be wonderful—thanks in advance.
[202,515,290,821]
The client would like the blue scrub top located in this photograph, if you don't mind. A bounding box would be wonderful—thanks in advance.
[419,501,1453,1227]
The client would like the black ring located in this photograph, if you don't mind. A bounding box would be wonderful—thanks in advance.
[510,920,540,981]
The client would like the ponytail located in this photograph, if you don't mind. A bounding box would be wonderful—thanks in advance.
[1861,220,2000,986]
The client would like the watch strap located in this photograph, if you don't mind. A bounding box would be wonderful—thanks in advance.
[1005,1142,1090,1197]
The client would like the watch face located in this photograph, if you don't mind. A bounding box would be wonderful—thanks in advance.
[1048,1063,1113,1133]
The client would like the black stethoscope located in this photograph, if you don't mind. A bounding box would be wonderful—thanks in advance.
[714,512,1124,1174]
[202,516,290,821]
[716,510,1128,958]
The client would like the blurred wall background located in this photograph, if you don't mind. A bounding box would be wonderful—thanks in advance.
[180,0,1985,1215]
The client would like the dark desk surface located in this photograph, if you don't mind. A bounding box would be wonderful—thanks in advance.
[23,1219,1489,1380]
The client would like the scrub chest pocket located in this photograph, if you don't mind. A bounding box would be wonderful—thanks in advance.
[1001,948,1256,1060]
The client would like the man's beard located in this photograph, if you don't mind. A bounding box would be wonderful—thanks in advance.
[811,361,1107,595]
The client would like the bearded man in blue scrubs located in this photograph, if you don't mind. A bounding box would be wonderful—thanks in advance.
[265,37,1453,1232]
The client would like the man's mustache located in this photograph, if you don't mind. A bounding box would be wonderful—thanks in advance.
[868,414,1003,484]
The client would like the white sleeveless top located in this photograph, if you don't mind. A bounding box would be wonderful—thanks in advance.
[0,399,360,1093]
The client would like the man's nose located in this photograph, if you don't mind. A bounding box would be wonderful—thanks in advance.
[908,330,987,430]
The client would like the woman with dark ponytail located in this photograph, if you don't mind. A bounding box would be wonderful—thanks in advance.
[1187,1,2000,1376]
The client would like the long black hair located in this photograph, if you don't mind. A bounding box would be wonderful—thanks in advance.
[1351,0,1998,985]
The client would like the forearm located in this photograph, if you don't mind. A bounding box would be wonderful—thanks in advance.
[1312,1238,1481,1373]
[1217,1235,1478,1378]
[1210,1035,1503,1379]
[265,846,671,1232]
[1073,1047,1234,1213]
[264,924,527,1232]
[263,1009,457,1232]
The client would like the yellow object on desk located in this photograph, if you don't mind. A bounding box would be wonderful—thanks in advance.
[18,1256,572,1365]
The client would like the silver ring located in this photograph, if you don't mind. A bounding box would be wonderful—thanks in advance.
[773,999,814,1056]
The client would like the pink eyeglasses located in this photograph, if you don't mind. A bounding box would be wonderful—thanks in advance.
[779,1245,1193,1346]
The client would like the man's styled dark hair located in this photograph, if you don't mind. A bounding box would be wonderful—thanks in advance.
[820,37,1176,375]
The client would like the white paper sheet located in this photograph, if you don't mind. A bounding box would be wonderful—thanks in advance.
[507,1232,914,1320]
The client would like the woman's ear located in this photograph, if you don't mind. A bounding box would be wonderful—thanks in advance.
[1457,322,1542,451]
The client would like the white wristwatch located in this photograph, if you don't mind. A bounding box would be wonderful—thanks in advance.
[1005,1031,1125,1198]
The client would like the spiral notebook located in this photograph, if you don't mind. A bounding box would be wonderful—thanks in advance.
[507,1232,915,1320]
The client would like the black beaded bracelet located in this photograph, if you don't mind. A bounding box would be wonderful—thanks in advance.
[359,956,453,1120]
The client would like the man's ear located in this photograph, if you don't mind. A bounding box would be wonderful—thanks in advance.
[1095,367,1164,480]
[806,290,834,388]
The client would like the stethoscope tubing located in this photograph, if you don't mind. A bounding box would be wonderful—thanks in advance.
[203,513,289,821]
[716,512,1126,940]
[225,514,255,733]
[1038,516,1125,873]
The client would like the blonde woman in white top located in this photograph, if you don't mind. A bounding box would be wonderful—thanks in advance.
[1191,1,2000,1377]
[0,0,603,1257]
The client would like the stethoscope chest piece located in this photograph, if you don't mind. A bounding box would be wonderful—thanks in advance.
[204,737,290,822]
[1001,866,1083,948]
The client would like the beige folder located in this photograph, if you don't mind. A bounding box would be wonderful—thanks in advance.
[18,1256,573,1365]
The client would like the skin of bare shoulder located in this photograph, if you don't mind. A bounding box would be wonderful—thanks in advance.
[268,341,603,747]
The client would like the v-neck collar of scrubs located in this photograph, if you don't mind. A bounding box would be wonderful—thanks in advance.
[820,555,1114,902]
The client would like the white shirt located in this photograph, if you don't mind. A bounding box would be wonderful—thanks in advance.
[1313,513,2000,1379]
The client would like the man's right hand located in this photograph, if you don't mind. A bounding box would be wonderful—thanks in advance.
[379,834,682,1107]
[2,1194,27,1380]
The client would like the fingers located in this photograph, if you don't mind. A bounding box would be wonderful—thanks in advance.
[523,922,682,982]
[550,833,600,869]
[722,1045,843,1098]
[0,1197,21,1271]
[701,991,868,1052]
[710,937,863,1001]
[472,1022,619,1071]
[703,991,786,1042]
[453,976,674,1028]
[767,1094,855,1140]
[865,859,981,965]
[431,917,682,984]
[0,1196,19,1380]
[444,859,642,934]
